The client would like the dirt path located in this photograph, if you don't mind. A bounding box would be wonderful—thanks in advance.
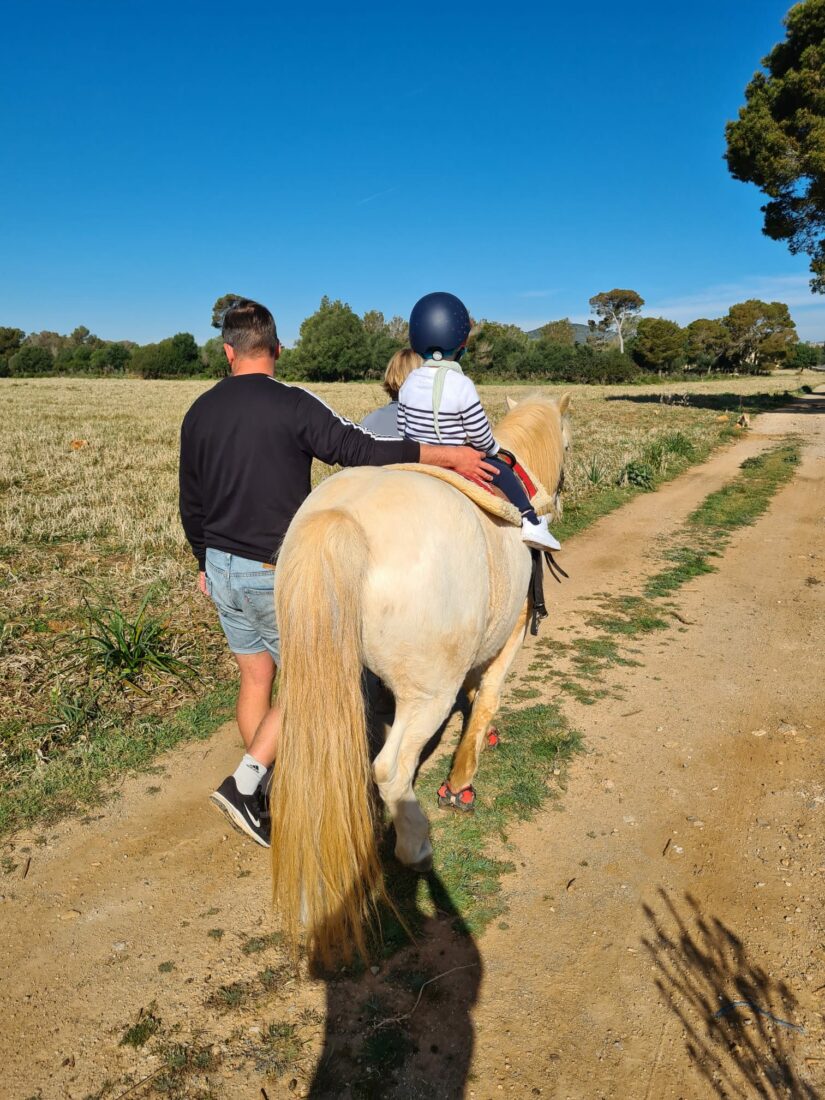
[1,394,823,1099]
[469,393,825,1099]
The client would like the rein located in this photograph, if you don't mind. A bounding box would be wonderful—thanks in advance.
[529,548,569,635]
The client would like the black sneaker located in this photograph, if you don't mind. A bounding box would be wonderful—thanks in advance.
[210,776,271,848]
[254,768,274,821]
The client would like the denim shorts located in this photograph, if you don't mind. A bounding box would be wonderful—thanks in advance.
[204,548,280,663]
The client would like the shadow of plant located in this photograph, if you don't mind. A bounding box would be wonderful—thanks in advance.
[642,889,818,1099]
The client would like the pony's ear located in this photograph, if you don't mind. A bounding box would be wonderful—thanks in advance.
[505,395,518,411]
[558,392,572,416]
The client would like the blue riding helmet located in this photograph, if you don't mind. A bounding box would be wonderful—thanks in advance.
[409,291,472,361]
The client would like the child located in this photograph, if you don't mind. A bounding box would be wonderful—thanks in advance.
[398,291,561,552]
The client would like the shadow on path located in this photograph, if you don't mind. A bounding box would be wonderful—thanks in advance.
[307,869,481,1099]
[605,389,825,415]
[642,889,818,1099]
[300,679,481,1098]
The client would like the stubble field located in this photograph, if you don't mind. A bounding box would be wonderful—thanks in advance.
[0,372,817,834]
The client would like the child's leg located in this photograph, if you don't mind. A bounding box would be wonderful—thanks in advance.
[487,457,539,524]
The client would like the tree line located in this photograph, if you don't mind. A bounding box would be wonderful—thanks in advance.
[1,288,818,383]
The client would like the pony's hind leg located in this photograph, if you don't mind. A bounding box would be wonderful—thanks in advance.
[374,691,458,871]
[447,602,530,797]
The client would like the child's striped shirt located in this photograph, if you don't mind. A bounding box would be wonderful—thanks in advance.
[397,363,498,454]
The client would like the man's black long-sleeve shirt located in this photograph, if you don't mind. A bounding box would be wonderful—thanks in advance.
[179,375,419,568]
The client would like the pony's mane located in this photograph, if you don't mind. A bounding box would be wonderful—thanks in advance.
[494,394,568,495]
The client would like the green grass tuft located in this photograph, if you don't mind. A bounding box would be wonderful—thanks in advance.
[120,1006,161,1048]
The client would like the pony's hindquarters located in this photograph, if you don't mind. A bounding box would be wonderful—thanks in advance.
[270,507,382,965]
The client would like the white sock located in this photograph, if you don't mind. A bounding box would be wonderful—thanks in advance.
[233,754,267,796]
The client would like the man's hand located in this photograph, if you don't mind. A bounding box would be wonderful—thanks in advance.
[420,444,496,482]
[198,570,208,596]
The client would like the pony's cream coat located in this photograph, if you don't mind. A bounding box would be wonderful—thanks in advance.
[270,394,570,962]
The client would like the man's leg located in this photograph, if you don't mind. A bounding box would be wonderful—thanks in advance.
[235,650,277,749]
[247,700,282,768]
[206,552,281,847]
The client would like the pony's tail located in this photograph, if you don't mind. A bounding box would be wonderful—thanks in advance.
[270,508,384,966]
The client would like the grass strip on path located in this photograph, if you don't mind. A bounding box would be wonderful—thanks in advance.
[542,440,802,710]
[645,440,801,600]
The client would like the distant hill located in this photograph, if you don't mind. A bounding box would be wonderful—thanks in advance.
[527,322,590,345]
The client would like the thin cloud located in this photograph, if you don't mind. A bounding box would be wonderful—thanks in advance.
[356,186,398,207]
[645,275,821,323]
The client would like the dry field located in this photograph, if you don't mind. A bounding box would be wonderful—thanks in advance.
[0,372,817,832]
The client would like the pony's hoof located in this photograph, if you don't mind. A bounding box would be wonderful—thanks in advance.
[437,781,476,812]
[409,852,433,874]
[487,727,500,748]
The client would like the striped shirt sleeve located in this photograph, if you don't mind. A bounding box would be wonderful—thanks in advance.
[458,378,497,453]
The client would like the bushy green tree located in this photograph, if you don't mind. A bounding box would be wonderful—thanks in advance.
[726,0,825,291]
[362,309,406,379]
[9,345,54,376]
[70,325,101,347]
[24,330,66,357]
[538,318,575,346]
[491,341,638,383]
[275,346,302,380]
[632,317,685,372]
[131,333,201,379]
[574,346,639,383]
[685,318,729,372]
[290,297,370,381]
[722,299,797,371]
[90,343,131,375]
[0,327,24,375]
[0,327,24,358]
[465,322,530,375]
[385,315,408,342]
[588,289,645,353]
[211,293,245,329]
[201,336,228,378]
[786,341,821,369]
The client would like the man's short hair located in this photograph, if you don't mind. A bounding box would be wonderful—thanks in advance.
[222,299,279,358]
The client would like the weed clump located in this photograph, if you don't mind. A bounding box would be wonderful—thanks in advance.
[617,460,655,490]
[120,1005,161,1048]
[68,589,198,688]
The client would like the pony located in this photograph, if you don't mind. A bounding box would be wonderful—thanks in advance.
[270,393,570,962]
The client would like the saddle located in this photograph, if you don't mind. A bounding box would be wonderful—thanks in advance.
[388,448,565,635]
[388,447,554,527]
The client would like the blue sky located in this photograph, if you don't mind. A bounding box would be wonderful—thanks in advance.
[3,0,824,344]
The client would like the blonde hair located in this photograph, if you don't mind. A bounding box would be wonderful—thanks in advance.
[383,348,421,399]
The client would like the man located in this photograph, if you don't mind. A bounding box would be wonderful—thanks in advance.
[179,298,494,846]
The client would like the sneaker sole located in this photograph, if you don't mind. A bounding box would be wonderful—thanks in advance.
[209,790,271,848]
[524,539,562,552]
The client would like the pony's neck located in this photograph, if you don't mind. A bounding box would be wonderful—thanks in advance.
[495,406,564,495]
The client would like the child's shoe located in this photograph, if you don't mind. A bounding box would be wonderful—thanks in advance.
[520,515,561,552]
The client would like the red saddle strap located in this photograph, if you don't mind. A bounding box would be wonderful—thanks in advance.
[496,447,537,498]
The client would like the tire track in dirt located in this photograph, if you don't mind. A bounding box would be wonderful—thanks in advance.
[0,394,822,1098]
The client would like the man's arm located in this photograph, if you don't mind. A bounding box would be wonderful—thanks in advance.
[297,390,495,481]
[179,419,207,570]
[420,444,496,482]
[298,389,419,467]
